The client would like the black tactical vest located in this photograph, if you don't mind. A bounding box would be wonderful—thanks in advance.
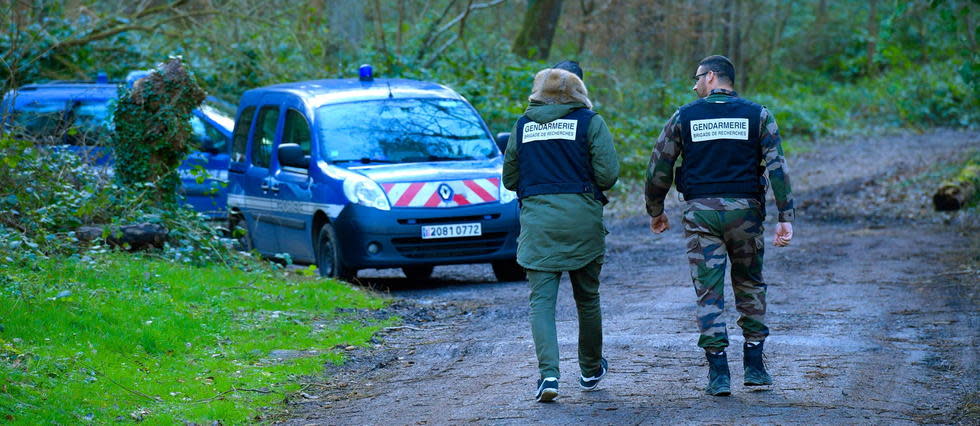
[676,96,764,200]
[514,108,607,204]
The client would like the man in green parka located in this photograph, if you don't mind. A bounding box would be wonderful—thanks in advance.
[502,61,620,402]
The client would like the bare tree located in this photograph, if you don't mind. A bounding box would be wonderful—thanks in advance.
[415,0,505,66]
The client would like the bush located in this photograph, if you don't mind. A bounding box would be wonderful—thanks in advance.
[0,134,238,267]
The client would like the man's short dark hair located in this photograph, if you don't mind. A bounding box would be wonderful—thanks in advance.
[698,55,735,86]
[552,60,584,80]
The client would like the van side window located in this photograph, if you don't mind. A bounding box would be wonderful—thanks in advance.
[283,109,312,155]
[251,106,279,168]
[231,106,255,163]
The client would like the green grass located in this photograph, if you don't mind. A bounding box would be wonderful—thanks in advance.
[0,254,391,424]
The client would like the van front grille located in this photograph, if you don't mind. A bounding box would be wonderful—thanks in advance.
[396,214,500,225]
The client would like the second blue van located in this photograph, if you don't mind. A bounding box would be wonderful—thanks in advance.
[0,73,234,218]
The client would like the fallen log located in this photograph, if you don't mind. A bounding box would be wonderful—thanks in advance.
[77,223,169,250]
[933,164,979,211]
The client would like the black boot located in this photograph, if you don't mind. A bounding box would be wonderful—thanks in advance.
[743,341,772,386]
[705,350,731,396]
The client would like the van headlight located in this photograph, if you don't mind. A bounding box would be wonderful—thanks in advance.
[499,187,517,204]
[343,174,391,211]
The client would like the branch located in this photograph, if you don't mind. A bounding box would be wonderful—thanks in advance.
[51,25,156,50]
[48,50,88,79]
[134,0,189,20]
[433,0,505,40]
[423,33,459,67]
[39,0,194,52]
[87,365,163,403]
[419,0,506,61]
[418,0,461,58]
[152,10,224,28]
[190,386,274,404]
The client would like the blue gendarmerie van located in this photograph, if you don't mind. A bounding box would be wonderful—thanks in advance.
[227,66,522,281]
[0,71,235,219]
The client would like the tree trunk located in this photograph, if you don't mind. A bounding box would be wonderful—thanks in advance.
[759,1,791,87]
[372,0,388,55]
[396,0,405,53]
[576,0,594,55]
[866,0,878,75]
[458,0,475,52]
[77,223,169,251]
[725,0,736,61]
[734,0,747,88]
[512,0,565,60]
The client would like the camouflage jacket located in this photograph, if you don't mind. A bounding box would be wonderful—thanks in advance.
[644,89,795,222]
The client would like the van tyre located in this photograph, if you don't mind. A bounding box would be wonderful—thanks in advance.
[492,259,525,282]
[402,265,434,281]
[316,223,354,281]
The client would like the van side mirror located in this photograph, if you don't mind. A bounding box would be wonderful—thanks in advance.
[278,143,309,169]
[495,132,510,153]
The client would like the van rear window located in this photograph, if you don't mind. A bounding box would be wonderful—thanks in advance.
[315,98,496,163]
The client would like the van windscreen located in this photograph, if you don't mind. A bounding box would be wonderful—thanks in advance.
[315,98,497,163]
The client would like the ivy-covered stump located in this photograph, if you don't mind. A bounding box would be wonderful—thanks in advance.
[112,57,206,204]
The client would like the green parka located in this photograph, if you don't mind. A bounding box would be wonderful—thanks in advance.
[502,68,619,271]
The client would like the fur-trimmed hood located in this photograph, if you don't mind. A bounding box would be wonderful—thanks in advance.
[528,68,592,110]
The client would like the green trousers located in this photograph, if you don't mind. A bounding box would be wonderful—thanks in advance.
[526,258,603,380]
[682,207,769,351]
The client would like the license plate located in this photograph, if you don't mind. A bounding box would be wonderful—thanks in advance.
[421,223,482,239]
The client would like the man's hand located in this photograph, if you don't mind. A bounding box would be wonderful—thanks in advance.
[773,222,793,247]
[650,214,669,234]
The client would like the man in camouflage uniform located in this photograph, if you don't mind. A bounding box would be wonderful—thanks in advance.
[645,55,795,396]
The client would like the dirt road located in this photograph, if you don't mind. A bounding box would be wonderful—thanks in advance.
[286,130,979,425]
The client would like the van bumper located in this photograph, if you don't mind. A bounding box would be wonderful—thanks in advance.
[332,201,519,269]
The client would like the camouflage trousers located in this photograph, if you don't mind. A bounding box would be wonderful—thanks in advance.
[682,206,769,351]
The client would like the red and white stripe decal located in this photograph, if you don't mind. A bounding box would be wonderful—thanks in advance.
[381,178,500,207]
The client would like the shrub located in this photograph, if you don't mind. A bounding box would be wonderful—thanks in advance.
[0,134,238,267]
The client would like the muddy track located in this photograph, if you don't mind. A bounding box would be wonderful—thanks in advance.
[285,129,979,425]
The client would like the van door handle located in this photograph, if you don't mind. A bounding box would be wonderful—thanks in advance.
[269,183,280,192]
[260,182,271,191]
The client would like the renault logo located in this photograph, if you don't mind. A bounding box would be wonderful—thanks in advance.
[438,183,453,201]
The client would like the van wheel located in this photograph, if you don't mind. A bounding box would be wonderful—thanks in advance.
[316,223,354,280]
[492,259,525,282]
[402,265,434,281]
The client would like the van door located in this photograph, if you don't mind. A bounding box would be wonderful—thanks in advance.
[227,105,254,220]
[272,108,316,262]
[180,111,231,218]
[241,104,282,254]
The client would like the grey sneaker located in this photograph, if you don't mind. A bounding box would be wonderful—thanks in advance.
[535,377,559,402]
[579,357,608,391]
